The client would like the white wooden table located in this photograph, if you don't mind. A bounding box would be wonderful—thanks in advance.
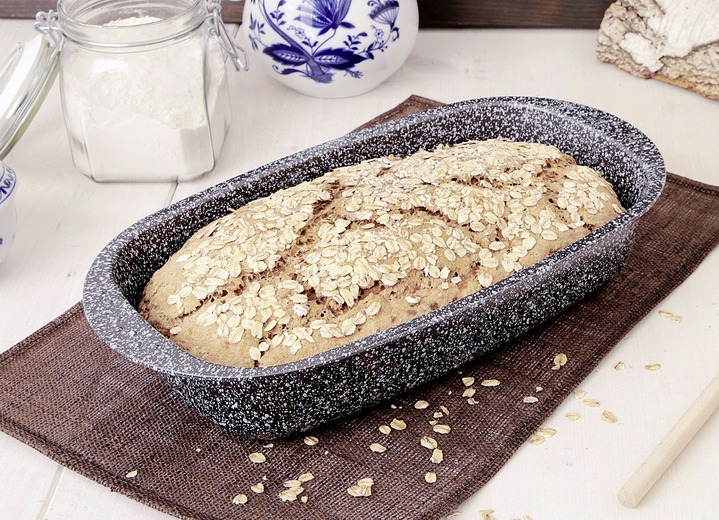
[1,20,718,520]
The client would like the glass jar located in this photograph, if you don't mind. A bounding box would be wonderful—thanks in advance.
[34,0,247,182]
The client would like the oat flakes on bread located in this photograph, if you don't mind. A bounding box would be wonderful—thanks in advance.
[138,139,624,368]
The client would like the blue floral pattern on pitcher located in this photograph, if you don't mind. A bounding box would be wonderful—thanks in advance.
[0,165,17,207]
[247,0,401,83]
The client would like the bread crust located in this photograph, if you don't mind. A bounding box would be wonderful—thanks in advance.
[139,140,624,368]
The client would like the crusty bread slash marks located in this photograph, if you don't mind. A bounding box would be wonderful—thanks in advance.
[139,140,624,368]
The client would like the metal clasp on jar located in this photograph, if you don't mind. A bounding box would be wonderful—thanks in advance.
[206,0,249,71]
[34,10,63,48]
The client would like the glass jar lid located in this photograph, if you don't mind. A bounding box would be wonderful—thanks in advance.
[0,33,59,159]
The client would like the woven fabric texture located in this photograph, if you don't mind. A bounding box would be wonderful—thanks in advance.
[1,96,719,520]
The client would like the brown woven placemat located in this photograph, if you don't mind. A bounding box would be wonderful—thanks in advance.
[1,96,719,520]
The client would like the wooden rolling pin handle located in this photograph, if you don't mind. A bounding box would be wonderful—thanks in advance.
[618,372,719,508]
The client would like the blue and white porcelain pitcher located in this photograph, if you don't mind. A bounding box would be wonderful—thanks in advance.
[0,162,17,265]
[242,0,418,97]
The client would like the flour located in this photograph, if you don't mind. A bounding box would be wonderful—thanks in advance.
[60,14,230,181]
[103,16,163,27]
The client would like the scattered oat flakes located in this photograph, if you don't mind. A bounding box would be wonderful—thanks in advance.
[614,361,625,371]
[583,398,600,407]
[537,426,557,437]
[529,434,545,445]
[347,477,374,497]
[431,448,444,463]
[645,363,662,371]
[523,396,539,403]
[480,509,497,520]
[279,488,303,502]
[425,471,438,483]
[565,412,581,421]
[433,411,444,419]
[125,470,138,479]
[462,377,475,387]
[440,405,450,416]
[463,388,476,397]
[429,419,438,426]
[415,400,430,409]
[263,443,274,448]
[249,452,266,463]
[251,483,265,494]
[169,326,182,335]
[421,436,438,449]
[301,496,308,503]
[658,309,683,323]
[574,389,587,400]
[481,379,500,387]
[391,418,407,430]
[602,410,619,423]
[304,436,319,446]
[232,493,248,505]
[370,443,387,453]
[535,386,543,392]
[467,397,477,405]
[446,512,462,518]
[433,424,451,434]
[379,424,392,435]
[551,353,568,370]
[279,474,312,502]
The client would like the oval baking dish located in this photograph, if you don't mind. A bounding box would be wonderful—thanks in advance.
[83,97,665,439]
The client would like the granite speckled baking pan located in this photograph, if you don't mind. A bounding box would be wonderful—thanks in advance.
[83,97,665,439]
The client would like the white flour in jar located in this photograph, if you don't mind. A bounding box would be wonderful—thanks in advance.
[104,16,163,26]
[60,15,230,181]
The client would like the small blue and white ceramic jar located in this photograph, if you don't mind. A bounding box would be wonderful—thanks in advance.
[242,0,418,97]
[0,162,17,265]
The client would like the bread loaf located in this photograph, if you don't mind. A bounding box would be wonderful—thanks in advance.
[139,139,624,368]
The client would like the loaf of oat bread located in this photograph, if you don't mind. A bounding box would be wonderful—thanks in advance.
[139,140,624,368]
